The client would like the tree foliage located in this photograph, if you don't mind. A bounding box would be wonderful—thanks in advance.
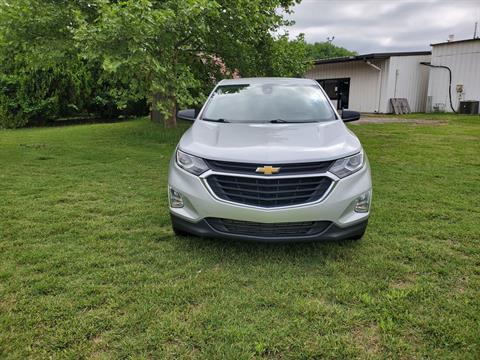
[0,0,148,128]
[305,41,357,61]
[0,0,312,128]
[0,0,83,127]
[74,0,310,127]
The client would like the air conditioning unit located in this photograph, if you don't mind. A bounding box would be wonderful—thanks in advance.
[458,101,479,114]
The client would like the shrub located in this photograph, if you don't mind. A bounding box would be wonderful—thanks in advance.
[0,61,149,129]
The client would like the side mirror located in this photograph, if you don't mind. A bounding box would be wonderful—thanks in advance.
[177,109,196,121]
[341,110,361,122]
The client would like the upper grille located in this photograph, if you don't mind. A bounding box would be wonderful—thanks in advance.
[206,175,333,207]
[204,159,333,175]
[207,218,331,238]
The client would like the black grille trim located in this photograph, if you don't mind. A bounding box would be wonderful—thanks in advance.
[206,175,333,207]
[204,159,333,175]
[206,218,332,238]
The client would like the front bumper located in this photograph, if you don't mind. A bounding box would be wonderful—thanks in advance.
[168,155,372,240]
[171,213,368,242]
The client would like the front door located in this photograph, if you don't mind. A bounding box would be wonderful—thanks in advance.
[317,78,350,110]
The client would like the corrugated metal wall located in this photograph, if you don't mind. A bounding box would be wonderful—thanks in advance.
[381,55,431,113]
[306,55,431,113]
[305,60,385,112]
[427,40,480,112]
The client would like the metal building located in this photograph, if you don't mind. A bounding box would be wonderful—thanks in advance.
[305,51,431,113]
[425,38,480,113]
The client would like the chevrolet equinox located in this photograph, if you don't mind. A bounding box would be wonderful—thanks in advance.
[168,78,372,242]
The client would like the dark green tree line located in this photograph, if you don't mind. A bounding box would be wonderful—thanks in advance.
[305,41,357,61]
[0,0,311,128]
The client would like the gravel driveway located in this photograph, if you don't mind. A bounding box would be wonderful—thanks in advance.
[351,116,448,125]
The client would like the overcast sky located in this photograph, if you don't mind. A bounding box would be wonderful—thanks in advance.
[284,0,480,53]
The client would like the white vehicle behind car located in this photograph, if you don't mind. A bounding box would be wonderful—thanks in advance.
[168,78,371,242]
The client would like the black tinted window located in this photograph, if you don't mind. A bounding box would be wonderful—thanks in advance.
[202,83,336,123]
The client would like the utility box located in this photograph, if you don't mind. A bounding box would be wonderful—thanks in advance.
[458,101,479,114]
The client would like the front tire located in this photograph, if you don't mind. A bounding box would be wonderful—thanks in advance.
[172,225,188,237]
[349,230,366,241]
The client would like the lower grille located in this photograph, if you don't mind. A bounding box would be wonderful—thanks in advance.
[206,175,333,207]
[207,218,331,238]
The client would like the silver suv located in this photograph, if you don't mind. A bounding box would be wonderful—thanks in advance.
[168,78,372,242]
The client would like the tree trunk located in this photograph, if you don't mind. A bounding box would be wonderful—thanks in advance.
[150,93,163,123]
[165,100,176,128]
[150,93,177,128]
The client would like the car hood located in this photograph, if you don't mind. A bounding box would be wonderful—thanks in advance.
[178,120,361,163]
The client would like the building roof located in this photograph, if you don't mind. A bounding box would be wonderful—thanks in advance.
[430,38,480,46]
[313,51,431,65]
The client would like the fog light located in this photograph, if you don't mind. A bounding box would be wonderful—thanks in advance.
[169,188,184,208]
[354,191,371,213]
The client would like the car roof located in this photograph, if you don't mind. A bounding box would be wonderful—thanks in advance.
[217,77,317,86]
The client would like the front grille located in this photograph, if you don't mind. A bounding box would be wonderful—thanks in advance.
[204,159,333,175]
[206,175,333,207]
[207,218,331,238]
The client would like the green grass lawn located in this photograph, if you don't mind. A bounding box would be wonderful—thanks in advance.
[1,115,479,359]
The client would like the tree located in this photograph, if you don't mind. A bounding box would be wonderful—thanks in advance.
[0,0,87,127]
[269,34,309,77]
[0,0,148,128]
[0,0,309,128]
[305,41,357,61]
[74,0,309,128]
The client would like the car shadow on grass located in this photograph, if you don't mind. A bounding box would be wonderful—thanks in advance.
[172,233,363,264]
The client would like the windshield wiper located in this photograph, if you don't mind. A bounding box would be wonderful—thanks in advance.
[202,117,230,123]
[269,119,316,123]
[269,119,291,123]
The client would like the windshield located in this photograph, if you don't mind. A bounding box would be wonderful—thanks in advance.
[201,83,336,123]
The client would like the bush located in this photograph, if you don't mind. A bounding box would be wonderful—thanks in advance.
[0,62,148,129]
[0,71,59,128]
[0,98,28,128]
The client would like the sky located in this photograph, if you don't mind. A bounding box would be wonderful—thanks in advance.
[284,0,480,53]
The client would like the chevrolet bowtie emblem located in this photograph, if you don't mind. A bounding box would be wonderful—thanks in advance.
[256,165,281,175]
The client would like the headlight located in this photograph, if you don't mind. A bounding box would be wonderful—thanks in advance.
[176,149,209,175]
[329,150,364,178]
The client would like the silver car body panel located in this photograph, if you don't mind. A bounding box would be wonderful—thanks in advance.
[179,120,361,163]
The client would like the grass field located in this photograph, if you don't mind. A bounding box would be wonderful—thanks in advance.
[1,114,479,359]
